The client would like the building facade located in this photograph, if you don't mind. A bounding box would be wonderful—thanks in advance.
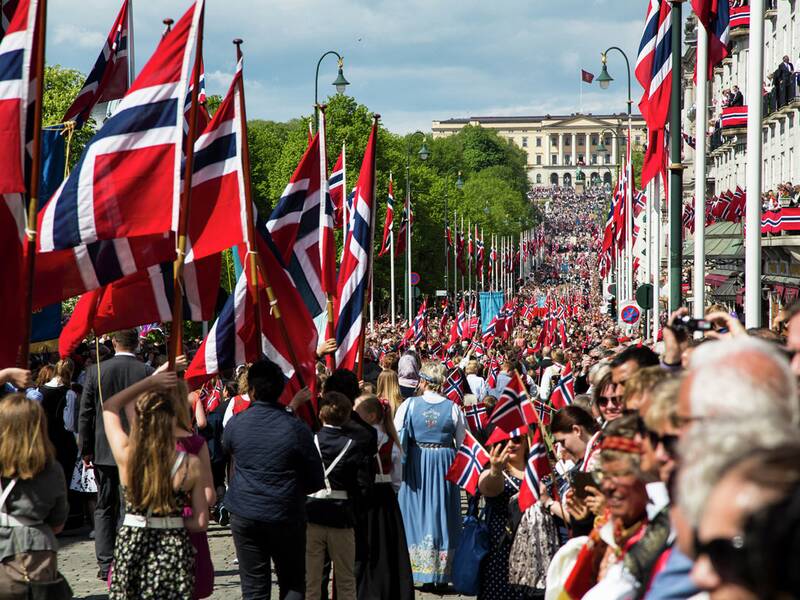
[682,4,800,197]
[431,113,647,187]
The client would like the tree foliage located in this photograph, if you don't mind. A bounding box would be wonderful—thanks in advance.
[43,65,94,170]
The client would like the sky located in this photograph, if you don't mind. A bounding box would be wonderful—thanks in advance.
[46,0,658,134]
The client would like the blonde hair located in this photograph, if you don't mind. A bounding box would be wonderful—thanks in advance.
[35,364,55,387]
[54,359,74,385]
[377,369,403,416]
[419,362,446,393]
[127,391,181,515]
[0,393,54,479]
[643,377,682,431]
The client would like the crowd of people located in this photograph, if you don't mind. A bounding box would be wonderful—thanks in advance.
[2,182,800,600]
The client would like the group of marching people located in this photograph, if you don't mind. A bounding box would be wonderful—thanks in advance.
[2,183,800,600]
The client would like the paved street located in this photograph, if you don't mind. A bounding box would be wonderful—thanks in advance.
[58,523,475,599]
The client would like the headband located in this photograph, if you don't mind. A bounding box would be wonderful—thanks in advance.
[601,436,642,454]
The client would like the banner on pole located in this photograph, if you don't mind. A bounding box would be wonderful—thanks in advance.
[479,291,505,332]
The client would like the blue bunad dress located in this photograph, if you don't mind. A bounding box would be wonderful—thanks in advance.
[395,390,466,585]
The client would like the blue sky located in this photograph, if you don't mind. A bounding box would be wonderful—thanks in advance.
[46,0,657,133]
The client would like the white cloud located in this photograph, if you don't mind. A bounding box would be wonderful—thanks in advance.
[52,23,105,50]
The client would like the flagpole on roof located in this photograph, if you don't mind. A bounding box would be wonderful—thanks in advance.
[693,23,708,322]
[167,5,205,369]
[19,0,48,367]
[233,40,262,354]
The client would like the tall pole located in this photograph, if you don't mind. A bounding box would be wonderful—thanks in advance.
[482,228,486,291]
[454,209,458,305]
[468,218,472,310]
[653,175,662,340]
[342,141,348,241]
[317,105,337,351]
[693,23,708,319]
[314,51,343,130]
[407,177,413,324]
[19,0,47,367]
[668,1,684,313]
[390,174,396,327]
[168,5,205,368]
[127,0,136,82]
[644,180,652,340]
[444,188,449,298]
[745,0,765,327]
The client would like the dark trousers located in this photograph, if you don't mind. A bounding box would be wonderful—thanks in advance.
[94,464,124,573]
[230,514,306,600]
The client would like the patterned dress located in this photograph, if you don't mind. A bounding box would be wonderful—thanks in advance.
[109,462,195,599]
[479,475,526,600]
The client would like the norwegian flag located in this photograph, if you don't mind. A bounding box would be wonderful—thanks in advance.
[488,376,527,433]
[486,357,501,388]
[533,398,554,426]
[549,363,575,410]
[0,0,38,195]
[450,299,467,344]
[456,227,466,275]
[691,0,730,80]
[378,173,394,257]
[402,298,427,345]
[0,1,17,41]
[633,190,647,218]
[198,377,224,413]
[328,149,345,228]
[428,340,443,360]
[334,121,378,371]
[186,243,318,414]
[266,129,335,320]
[38,1,204,253]
[0,0,38,365]
[486,424,528,446]
[682,203,696,234]
[519,431,551,510]
[62,0,130,127]
[439,301,450,335]
[58,256,220,358]
[464,401,489,435]
[476,227,485,276]
[636,0,672,189]
[445,431,490,496]
[395,201,412,256]
[443,367,468,405]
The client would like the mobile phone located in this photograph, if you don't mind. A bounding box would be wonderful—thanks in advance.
[674,315,714,333]
[570,470,597,499]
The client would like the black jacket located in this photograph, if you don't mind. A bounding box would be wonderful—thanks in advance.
[342,411,378,501]
[223,402,324,524]
[78,355,153,466]
[305,425,367,528]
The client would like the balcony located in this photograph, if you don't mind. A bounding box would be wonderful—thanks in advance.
[765,0,778,19]
[729,5,750,39]
[763,79,800,119]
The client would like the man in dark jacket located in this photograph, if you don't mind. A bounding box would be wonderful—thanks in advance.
[223,358,324,600]
[78,329,153,580]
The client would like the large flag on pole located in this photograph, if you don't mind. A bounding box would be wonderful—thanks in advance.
[335,119,378,371]
[691,0,730,79]
[0,0,39,366]
[38,0,204,252]
[62,0,130,127]
[378,173,394,257]
[635,0,672,189]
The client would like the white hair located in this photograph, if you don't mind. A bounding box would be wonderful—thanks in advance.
[688,336,799,427]
[678,336,800,526]
[678,420,798,527]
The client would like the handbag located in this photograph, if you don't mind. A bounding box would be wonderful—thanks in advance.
[451,505,489,595]
[0,552,73,600]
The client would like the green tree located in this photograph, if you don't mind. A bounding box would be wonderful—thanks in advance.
[43,65,94,169]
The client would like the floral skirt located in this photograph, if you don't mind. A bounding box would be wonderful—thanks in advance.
[110,525,195,600]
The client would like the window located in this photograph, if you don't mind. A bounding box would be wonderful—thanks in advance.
[565,136,571,146]
[591,134,598,145]
[592,154,598,164]
[522,137,528,147]
[565,155,572,165]
[551,135,558,145]
[536,137,542,147]
[604,154,611,164]
[635,135,641,146]
[552,154,558,165]
[604,135,612,146]
[578,134,585,145]
[536,174,542,183]
[578,154,584,164]
[536,155,542,165]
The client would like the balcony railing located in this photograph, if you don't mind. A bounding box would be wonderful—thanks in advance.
[763,78,799,117]
[762,207,800,235]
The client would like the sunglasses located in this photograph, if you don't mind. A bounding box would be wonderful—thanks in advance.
[693,532,752,586]
[597,395,622,407]
[509,436,524,444]
[647,430,679,456]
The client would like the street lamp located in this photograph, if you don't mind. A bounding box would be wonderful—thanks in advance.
[314,51,349,126]
[405,131,428,321]
[598,46,634,301]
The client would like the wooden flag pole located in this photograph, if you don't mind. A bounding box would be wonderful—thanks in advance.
[19,0,48,368]
[356,114,380,381]
[167,6,205,369]
[514,371,554,454]
[233,40,262,347]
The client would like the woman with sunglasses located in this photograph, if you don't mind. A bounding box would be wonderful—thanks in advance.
[477,426,527,600]
[592,371,623,425]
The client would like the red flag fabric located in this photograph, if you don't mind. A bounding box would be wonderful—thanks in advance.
[581,69,594,84]
[519,430,551,510]
[488,376,527,433]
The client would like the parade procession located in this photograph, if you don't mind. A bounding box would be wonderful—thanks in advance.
[2,0,800,599]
